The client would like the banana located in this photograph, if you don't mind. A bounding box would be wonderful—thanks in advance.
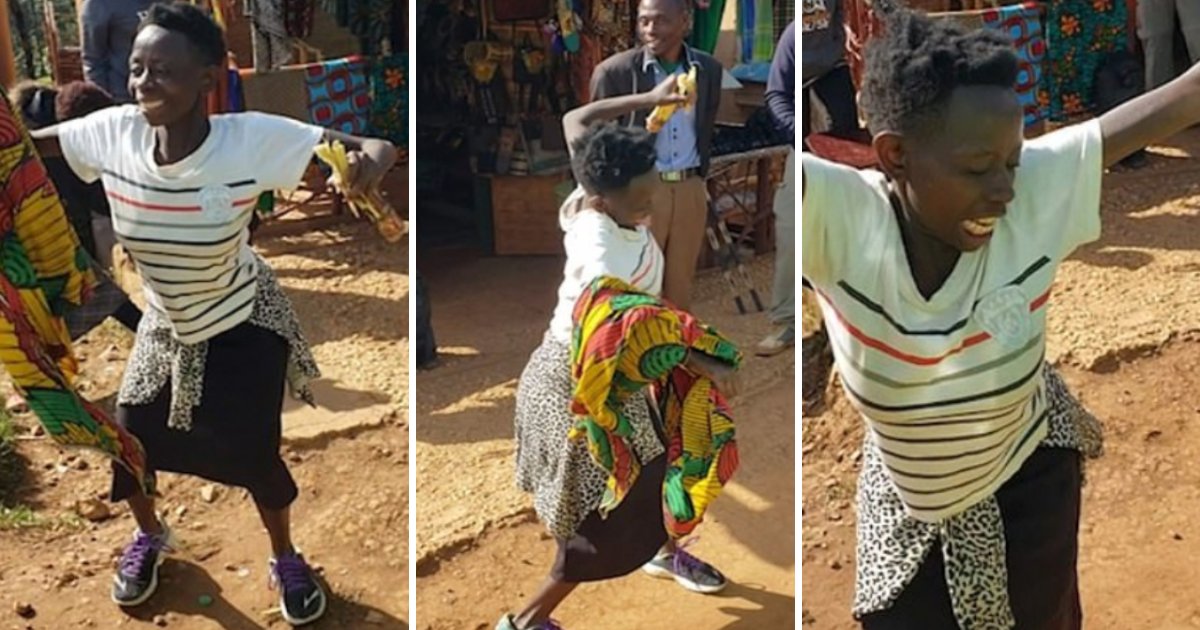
[646,66,698,133]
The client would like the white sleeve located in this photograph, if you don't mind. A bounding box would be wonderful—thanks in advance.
[237,112,325,191]
[57,106,129,184]
[801,152,862,286]
[1014,119,1104,258]
[565,219,619,284]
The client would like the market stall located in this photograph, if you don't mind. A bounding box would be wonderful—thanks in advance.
[417,0,792,268]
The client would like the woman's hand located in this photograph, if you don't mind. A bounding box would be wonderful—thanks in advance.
[647,74,691,108]
[331,150,385,198]
[685,352,741,399]
[321,133,398,198]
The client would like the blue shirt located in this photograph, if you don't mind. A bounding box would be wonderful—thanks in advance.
[644,50,702,172]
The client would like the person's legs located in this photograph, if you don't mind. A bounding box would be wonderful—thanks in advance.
[1175,0,1200,64]
[648,179,674,251]
[256,501,295,558]
[510,579,579,627]
[997,449,1083,628]
[757,150,796,356]
[1140,0,1180,90]
[660,178,708,311]
[109,419,173,607]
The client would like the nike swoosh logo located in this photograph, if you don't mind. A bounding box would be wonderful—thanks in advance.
[115,575,128,591]
[303,589,322,609]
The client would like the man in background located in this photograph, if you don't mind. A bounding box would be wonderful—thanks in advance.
[802,0,859,140]
[757,21,795,357]
[81,0,155,102]
[590,0,723,311]
[1139,0,1200,91]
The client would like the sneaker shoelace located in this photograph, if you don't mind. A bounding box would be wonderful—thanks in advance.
[119,531,168,578]
[270,554,316,594]
[671,537,711,579]
[539,620,564,630]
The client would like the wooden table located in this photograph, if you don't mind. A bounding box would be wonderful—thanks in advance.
[706,145,792,258]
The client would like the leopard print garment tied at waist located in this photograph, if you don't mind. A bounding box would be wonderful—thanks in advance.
[117,256,321,430]
[852,363,1104,629]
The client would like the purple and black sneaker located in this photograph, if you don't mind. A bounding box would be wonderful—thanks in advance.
[495,614,564,629]
[642,539,728,594]
[269,551,327,626]
[112,525,175,607]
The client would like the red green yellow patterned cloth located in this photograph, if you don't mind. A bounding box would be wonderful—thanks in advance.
[569,276,741,537]
[0,96,150,491]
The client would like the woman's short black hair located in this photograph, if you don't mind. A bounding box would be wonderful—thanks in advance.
[570,122,658,195]
[55,81,115,122]
[860,8,1019,136]
[138,2,226,67]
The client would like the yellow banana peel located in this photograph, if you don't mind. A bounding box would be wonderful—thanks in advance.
[314,141,407,243]
[646,66,698,133]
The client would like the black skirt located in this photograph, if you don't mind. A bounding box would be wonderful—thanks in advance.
[110,323,299,510]
[552,455,669,583]
[859,447,1083,630]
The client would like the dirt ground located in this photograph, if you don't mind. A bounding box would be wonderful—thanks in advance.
[0,214,408,630]
[802,129,1200,629]
[415,251,795,629]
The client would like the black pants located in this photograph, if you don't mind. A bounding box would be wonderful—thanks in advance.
[803,65,860,140]
[111,323,299,510]
[860,448,1083,630]
[416,271,438,369]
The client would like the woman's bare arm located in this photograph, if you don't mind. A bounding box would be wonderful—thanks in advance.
[1100,63,1200,167]
[563,76,688,152]
[29,126,63,158]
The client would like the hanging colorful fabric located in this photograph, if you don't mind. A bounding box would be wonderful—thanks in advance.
[284,0,315,39]
[0,96,151,492]
[1043,0,1127,120]
[938,3,1048,127]
[557,0,581,53]
[348,0,393,56]
[689,0,727,54]
[368,54,407,147]
[305,56,371,135]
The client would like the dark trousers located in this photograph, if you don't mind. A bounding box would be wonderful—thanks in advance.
[860,448,1083,630]
[802,65,860,140]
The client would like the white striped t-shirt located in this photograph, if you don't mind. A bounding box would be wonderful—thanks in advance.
[58,106,324,344]
[801,120,1104,522]
[547,186,664,343]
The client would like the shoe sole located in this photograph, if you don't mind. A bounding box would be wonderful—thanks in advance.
[279,589,328,626]
[755,343,793,357]
[642,563,728,595]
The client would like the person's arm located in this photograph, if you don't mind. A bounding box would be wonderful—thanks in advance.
[321,129,399,198]
[1100,62,1200,167]
[30,126,63,158]
[80,0,111,94]
[765,26,796,143]
[564,76,688,151]
[684,351,740,397]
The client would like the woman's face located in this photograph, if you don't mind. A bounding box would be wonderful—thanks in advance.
[128,25,213,127]
[600,171,661,227]
[879,85,1024,252]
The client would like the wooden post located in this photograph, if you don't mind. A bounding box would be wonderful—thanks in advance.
[0,0,15,89]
